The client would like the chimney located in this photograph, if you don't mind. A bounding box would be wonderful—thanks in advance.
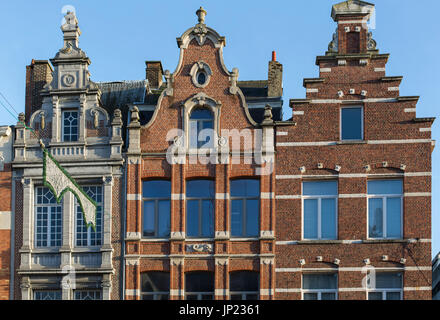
[145,61,164,89]
[268,51,283,97]
[25,59,53,124]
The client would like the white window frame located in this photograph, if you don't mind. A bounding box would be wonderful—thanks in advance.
[74,185,103,247]
[141,272,170,300]
[229,292,259,300]
[34,187,63,248]
[340,106,364,141]
[301,181,338,240]
[367,289,403,300]
[74,290,102,300]
[301,273,338,300]
[142,181,171,238]
[188,108,215,150]
[367,180,403,240]
[184,292,214,300]
[230,179,260,238]
[62,110,79,142]
[33,290,62,300]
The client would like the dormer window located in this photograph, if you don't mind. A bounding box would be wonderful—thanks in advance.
[62,110,78,142]
[189,108,214,149]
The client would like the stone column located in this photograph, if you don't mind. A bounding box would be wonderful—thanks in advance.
[215,257,229,300]
[20,277,31,300]
[101,274,112,300]
[51,95,59,143]
[60,192,73,269]
[170,257,184,300]
[101,176,113,269]
[78,94,86,143]
[20,178,33,270]
[259,257,274,300]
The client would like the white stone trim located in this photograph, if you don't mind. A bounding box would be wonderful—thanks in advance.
[404,192,431,197]
[338,20,368,24]
[388,87,399,91]
[125,289,140,296]
[277,139,432,147]
[404,108,416,113]
[215,193,229,200]
[276,241,299,245]
[126,194,141,201]
[320,68,332,73]
[275,195,301,200]
[170,289,184,296]
[310,98,396,104]
[419,128,431,132]
[292,111,304,116]
[215,289,230,295]
[125,258,140,266]
[338,288,365,292]
[260,289,274,295]
[261,192,275,199]
[275,288,301,293]
[275,266,431,272]
[339,194,366,198]
[276,131,288,136]
[276,172,431,179]
[374,68,386,72]
[403,287,431,291]
[171,193,185,200]
[126,232,141,240]
[0,211,11,230]
[306,88,319,93]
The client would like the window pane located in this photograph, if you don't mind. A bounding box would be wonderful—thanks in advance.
[186,200,199,237]
[368,180,403,195]
[190,109,213,120]
[143,181,171,198]
[230,272,259,292]
[303,274,337,290]
[303,293,318,300]
[386,292,401,300]
[386,197,401,238]
[303,181,337,196]
[185,272,214,292]
[245,199,259,237]
[201,200,214,237]
[321,292,337,300]
[231,199,243,236]
[143,201,155,237]
[231,180,260,197]
[186,180,214,198]
[321,198,336,239]
[368,292,383,300]
[158,200,170,237]
[304,199,318,239]
[341,107,362,140]
[375,273,402,289]
[141,272,170,292]
[368,198,383,238]
[189,120,198,148]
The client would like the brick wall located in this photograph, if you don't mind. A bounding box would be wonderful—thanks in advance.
[0,164,12,300]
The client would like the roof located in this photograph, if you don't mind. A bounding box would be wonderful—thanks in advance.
[96,80,148,110]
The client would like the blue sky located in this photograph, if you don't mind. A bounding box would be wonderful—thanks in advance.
[0,1,438,257]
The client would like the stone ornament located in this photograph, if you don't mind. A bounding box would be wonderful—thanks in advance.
[90,109,100,128]
[328,30,338,53]
[39,111,45,130]
[367,31,377,50]
[186,243,213,253]
[190,61,212,88]
[62,74,76,87]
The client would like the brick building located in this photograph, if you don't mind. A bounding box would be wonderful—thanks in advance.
[3,0,435,300]
[0,126,13,300]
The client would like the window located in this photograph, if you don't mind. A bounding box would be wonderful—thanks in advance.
[76,186,102,246]
[186,180,214,238]
[367,273,402,300]
[141,272,170,300]
[35,187,62,247]
[302,181,337,240]
[230,179,260,237]
[142,180,171,238]
[62,111,78,142]
[74,290,102,300]
[189,109,214,149]
[341,107,363,140]
[230,271,259,300]
[33,290,62,300]
[367,180,403,239]
[197,71,207,86]
[346,32,360,54]
[185,272,214,300]
[302,274,338,300]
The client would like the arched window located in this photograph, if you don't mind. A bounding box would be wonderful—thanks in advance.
[141,272,170,300]
[186,180,214,238]
[185,272,214,300]
[189,108,214,149]
[229,271,259,300]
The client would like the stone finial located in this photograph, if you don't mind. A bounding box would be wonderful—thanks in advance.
[114,108,121,119]
[62,11,79,31]
[130,106,140,123]
[196,7,207,24]
[18,112,25,124]
[261,104,273,125]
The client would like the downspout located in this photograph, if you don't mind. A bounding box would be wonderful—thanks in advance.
[121,157,127,300]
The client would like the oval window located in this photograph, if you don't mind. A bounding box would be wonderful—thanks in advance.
[197,72,207,85]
